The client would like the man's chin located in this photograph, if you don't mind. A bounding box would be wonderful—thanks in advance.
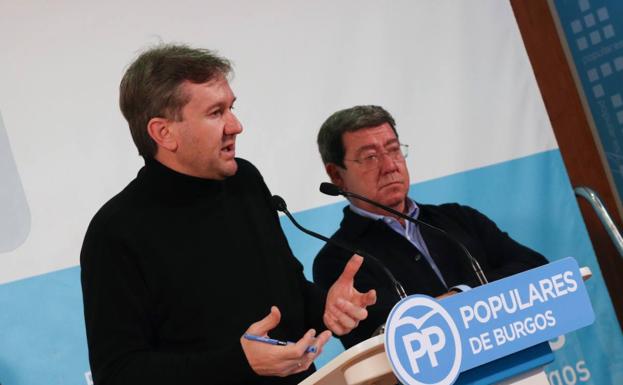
[222,159,238,177]
[379,192,408,211]
[209,159,238,180]
[385,199,407,211]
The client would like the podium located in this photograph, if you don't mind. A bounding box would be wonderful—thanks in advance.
[300,263,594,385]
[300,337,553,385]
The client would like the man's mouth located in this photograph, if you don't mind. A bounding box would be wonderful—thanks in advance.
[379,180,402,189]
[221,143,235,157]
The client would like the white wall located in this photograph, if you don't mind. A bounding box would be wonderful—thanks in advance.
[0,0,555,283]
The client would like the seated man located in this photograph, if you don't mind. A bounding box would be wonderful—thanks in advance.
[80,45,376,385]
[312,105,548,348]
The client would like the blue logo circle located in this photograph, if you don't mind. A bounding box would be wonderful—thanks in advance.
[385,295,462,385]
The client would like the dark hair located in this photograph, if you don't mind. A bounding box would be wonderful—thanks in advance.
[119,44,232,158]
[317,105,398,167]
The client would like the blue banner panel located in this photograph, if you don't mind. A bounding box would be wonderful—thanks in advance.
[384,258,593,385]
[553,0,623,202]
[446,258,593,371]
[0,267,90,385]
[550,1,623,384]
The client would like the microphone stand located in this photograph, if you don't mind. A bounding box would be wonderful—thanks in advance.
[271,195,407,300]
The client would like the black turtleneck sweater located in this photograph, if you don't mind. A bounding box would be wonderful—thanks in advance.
[80,158,326,385]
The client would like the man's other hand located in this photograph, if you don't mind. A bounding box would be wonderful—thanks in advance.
[324,254,377,336]
[241,306,332,377]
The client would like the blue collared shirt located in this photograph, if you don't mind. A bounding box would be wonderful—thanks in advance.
[349,199,470,292]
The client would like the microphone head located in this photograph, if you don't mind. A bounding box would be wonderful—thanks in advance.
[271,195,288,212]
[319,182,342,196]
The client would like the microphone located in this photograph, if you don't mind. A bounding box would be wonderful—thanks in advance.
[271,195,407,300]
[319,182,488,286]
[319,183,341,197]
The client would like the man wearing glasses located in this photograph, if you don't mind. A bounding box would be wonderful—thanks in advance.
[312,105,547,348]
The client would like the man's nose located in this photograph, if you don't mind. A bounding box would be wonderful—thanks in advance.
[379,152,399,173]
[224,111,243,135]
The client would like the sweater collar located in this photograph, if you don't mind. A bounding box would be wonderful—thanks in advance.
[139,157,226,196]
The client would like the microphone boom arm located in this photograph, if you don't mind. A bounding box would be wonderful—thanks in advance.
[272,195,407,300]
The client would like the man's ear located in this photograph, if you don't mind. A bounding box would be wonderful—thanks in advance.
[325,163,344,188]
[147,117,178,152]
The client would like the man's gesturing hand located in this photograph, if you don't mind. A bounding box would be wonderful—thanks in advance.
[241,306,331,377]
[324,254,377,335]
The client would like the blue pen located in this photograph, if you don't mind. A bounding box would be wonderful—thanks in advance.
[243,333,317,353]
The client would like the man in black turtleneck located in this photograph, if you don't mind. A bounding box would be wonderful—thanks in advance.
[80,44,376,385]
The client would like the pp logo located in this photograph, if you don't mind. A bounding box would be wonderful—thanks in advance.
[385,295,462,385]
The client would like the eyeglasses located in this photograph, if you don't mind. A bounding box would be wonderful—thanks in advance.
[343,144,409,169]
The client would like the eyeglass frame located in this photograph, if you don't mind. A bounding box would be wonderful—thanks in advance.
[342,143,409,169]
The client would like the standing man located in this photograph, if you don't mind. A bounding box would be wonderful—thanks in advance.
[313,105,548,348]
[80,45,376,385]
